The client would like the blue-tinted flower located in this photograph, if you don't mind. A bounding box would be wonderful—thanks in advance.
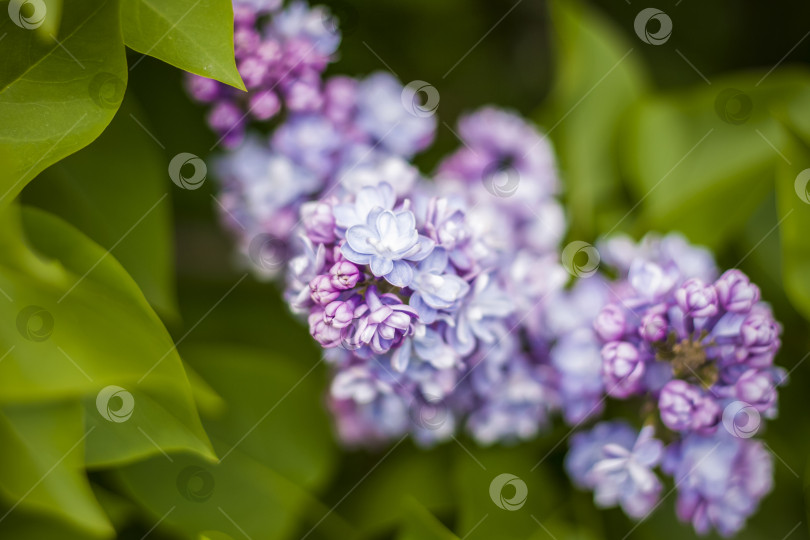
[664,430,773,537]
[587,425,664,518]
[355,72,436,157]
[409,248,470,323]
[466,356,556,445]
[392,324,459,372]
[446,273,514,356]
[332,182,396,229]
[342,207,434,287]
[566,421,637,488]
[550,328,604,424]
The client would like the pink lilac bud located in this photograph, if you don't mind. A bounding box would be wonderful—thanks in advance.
[675,278,719,318]
[330,261,361,290]
[640,307,668,342]
[186,75,221,103]
[234,27,261,56]
[658,380,719,433]
[324,76,358,125]
[594,304,626,341]
[741,311,779,355]
[715,270,760,313]
[601,342,645,398]
[301,201,336,244]
[233,6,257,26]
[207,101,244,148]
[309,274,340,305]
[257,39,283,63]
[249,90,281,120]
[308,308,342,347]
[239,56,269,89]
[284,78,324,112]
[323,299,357,329]
[735,369,777,412]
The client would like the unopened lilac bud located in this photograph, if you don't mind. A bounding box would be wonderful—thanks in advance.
[234,27,261,56]
[735,369,777,412]
[257,39,282,63]
[330,261,361,290]
[715,270,760,313]
[284,78,324,112]
[232,6,257,27]
[675,278,719,318]
[308,309,342,347]
[208,101,243,133]
[640,308,668,342]
[324,76,358,125]
[741,312,779,355]
[186,75,221,103]
[310,274,340,305]
[207,102,244,148]
[601,342,645,398]
[323,299,356,329]
[658,380,719,433]
[594,304,626,341]
[249,90,281,121]
[239,56,269,89]
[301,201,335,244]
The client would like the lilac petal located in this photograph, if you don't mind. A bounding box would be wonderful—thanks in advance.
[340,242,372,265]
[345,225,378,255]
[406,235,435,262]
[370,255,394,277]
[410,293,438,324]
[591,457,627,475]
[395,209,416,234]
[385,260,414,287]
[633,439,664,468]
[602,444,631,459]
[368,305,394,324]
[392,338,412,372]
[332,205,358,229]
[375,210,399,240]
[419,246,449,274]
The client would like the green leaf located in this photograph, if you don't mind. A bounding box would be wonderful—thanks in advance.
[120,0,245,90]
[620,69,810,248]
[0,401,112,538]
[116,344,340,540]
[544,0,649,239]
[0,503,103,540]
[397,498,459,540]
[776,134,810,321]
[453,445,554,540]
[0,0,127,206]
[34,0,63,39]
[339,442,455,535]
[0,205,214,465]
[23,96,177,318]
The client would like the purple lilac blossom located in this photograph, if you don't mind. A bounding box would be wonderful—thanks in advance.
[564,233,785,535]
[186,1,340,147]
[663,429,773,536]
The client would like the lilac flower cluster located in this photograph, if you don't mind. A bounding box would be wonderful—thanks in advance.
[565,234,786,536]
[190,2,788,536]
[186,0,340,147]
[211,68,435,276]
[286,169,564,446]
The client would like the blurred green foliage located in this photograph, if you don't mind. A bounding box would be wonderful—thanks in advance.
[1,0,810,539]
